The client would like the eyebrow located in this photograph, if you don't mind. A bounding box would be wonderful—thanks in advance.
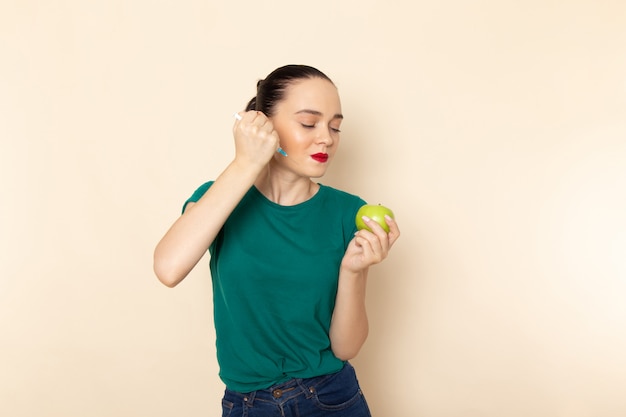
[295,109,344,120]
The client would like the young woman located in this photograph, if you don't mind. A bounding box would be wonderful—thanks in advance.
[154,64,400,416]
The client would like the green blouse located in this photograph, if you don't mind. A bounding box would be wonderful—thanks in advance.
[184,182,365,392]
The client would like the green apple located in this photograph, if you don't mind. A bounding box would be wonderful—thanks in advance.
[355,204,395,233]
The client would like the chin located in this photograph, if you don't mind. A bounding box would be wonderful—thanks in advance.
[307,168,328,179]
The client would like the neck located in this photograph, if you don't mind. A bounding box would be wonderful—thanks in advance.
[254,166,319,206]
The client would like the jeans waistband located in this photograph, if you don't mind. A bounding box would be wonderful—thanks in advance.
[227,362,350,405]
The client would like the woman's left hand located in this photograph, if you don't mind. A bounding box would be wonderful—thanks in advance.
[341,215,400,273]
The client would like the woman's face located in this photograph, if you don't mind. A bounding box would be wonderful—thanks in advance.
[269,77,343,178]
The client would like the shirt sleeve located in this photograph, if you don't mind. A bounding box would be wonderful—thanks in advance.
[343,195,367,249]
[181,181,214,214]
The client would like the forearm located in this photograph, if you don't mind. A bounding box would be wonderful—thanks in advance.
[153,159,261,287]
[329,267,369,360]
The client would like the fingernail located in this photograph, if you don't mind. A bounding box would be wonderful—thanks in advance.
[362,216,371,222]
[384,215,393,221]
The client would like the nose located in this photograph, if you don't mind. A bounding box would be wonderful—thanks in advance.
[317,126,334,146]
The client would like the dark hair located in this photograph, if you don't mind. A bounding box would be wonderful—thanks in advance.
[245,65,334,116]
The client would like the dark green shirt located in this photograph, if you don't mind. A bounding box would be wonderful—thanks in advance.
[184,182,366,392]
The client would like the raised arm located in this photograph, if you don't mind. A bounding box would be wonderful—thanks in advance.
[153,111,279,287]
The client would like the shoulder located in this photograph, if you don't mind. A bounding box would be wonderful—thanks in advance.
[318,184,367,208]
[318,184,367,244]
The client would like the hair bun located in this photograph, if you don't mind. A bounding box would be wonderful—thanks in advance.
[245,96,257,111]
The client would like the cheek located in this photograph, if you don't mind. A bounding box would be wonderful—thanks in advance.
[281,130,311,147]
[274,124,297,141]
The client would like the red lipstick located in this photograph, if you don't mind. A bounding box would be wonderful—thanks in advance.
[311,153,329,163]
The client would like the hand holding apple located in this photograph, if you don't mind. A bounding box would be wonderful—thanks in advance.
[341,203,399,273]
[355,204,395,233]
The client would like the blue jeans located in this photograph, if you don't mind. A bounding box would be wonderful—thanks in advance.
[221,362,372,417]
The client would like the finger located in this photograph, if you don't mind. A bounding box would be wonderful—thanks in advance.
[262,118,275,134]
[354,230,385,262]
[385,215,401,246]
[353,234,375,258]
[360,216,390,251]
[232,111,244,132]
[251,111,270,126]
[235,110,257,124]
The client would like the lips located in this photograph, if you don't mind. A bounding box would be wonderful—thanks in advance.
[311,153,329,163]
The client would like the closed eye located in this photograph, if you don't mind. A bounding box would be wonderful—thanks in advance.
[300,123,341,133]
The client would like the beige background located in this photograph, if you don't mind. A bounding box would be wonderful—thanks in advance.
[1,1,625,416]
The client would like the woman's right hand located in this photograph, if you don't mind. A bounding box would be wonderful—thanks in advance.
[154,111,281,288]
[232,111,280,168]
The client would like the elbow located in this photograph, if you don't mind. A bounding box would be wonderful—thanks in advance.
[332,345,362,361]
[154,264,179,288]
[333,351,357,362]
[330,331,369,361]
[153,252,184,288]
[158,275,180,288]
